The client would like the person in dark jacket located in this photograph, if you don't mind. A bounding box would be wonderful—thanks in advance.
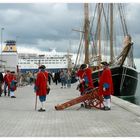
[54,72,59,85]
[48,72,52,85]
[0,72,4,96]
[3,70,10,96]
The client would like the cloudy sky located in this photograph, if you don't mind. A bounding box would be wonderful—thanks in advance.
[0,2,140,70]
[0,3,84,53]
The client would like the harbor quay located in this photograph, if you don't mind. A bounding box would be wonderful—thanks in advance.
[0,83,140,137]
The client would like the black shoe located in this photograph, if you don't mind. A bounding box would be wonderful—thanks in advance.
[104,107,111,111]
[101,107,105,110]
[85,104,91,109]
[11,96,16,98]
[81,104,84,107]
[38,108,46,112]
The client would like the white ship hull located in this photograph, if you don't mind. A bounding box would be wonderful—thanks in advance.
[18,63,69,72]
[18,49,76,73]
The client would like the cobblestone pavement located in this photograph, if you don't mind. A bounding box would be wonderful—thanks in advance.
[0,83,140,137]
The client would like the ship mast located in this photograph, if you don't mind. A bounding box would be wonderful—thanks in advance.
[84,3,90,64]
[97,3,102,67]
[110,3,114,63]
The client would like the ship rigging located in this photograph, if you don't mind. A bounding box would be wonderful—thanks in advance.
[73,3,138,96]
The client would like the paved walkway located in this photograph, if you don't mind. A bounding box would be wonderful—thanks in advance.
[0,83,140,137]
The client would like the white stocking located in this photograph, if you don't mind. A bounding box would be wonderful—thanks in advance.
[104,99,107,107]
[10,91,14,97]
[41,101,46,109]
[106,99,111,108]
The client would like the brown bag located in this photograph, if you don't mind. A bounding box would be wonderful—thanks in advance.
[42,72,50,94]
[47,84,50,94]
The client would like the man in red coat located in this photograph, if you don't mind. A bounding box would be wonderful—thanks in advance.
[99,61,114,110]
[76,64,94,94]
[34,65,48,112]
[76,64,94,107]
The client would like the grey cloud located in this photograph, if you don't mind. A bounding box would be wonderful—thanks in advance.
[0,3,140,59]
[0,3,83,48]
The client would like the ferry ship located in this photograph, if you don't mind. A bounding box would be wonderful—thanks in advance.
[1,40,75,73]
[18,49,75,73]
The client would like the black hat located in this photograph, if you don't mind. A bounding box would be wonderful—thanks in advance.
[101,61,109,66]
[11,71,15,73]
[80,64,87,70]
[38,65,46,69]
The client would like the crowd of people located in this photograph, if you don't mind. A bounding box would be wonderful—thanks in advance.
[17,69,72,88]
[0,61,114,112]
[33,62,114,112]
[47,69,71,88]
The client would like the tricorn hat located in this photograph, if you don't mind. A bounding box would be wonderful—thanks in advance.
[11,71,15,73]
[80,64,87,70]
[38,65,46,69]
[101,61,109,66]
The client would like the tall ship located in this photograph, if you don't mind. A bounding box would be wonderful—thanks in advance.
[74,3,138,97]
[18,49,75,73]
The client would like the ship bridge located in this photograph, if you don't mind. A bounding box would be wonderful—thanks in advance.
[1,40,18,72]
[2,40,17,52]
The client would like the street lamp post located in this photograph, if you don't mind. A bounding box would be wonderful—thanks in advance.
[16,36,19,52]
[16,36,19,44]
[1,27,4,67]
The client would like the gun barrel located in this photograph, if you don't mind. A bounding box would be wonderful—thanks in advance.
[55,88,101,110]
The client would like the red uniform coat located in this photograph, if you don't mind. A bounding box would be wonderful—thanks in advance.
[4,74,10,84]
[99,67,114,96]
[84,68,94,89]
[76,68,94,92]
[4,74,13,90]
[35,71,48,96]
